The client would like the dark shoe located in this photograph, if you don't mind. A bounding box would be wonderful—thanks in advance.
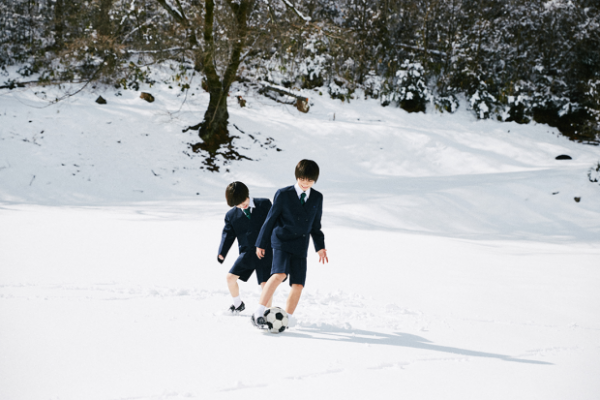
[251,314,267,329]
[229,301,245,314]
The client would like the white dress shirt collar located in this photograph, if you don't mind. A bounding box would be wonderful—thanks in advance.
[239,197,255,213]
[294,183,311,201]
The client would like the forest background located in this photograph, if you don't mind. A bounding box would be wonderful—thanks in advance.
[1,0,599,151]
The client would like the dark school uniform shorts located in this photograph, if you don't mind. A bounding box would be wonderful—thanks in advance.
[272,249,307,287]
[229,249,272,285]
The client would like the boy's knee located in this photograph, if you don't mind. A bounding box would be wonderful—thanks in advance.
[272,273,287,283]
[226,273,238,283]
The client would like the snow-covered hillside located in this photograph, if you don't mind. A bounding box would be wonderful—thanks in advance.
[1,78,599,400]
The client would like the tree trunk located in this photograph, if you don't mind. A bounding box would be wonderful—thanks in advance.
[198,88,229,149]
[97,0,114,37]
[53,0,65,51]
[195,0,253,151]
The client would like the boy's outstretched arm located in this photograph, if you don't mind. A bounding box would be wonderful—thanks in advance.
[311,198,327,263]
[218,214,236,263]
[255,191,282,259]
[310,200,325,246]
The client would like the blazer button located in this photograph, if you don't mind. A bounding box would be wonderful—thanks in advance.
[303,234,306,237]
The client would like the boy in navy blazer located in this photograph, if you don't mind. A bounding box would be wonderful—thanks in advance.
[218,182,273,313]
[252,160,328,328]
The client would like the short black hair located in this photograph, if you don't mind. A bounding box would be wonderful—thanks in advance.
[225,181,249,207]
[295,159,319,182]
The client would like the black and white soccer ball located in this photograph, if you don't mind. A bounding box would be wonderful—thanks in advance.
[264,307,289,333]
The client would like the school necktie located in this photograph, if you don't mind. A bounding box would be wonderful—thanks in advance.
[243,208,251,219]
[300,192,306,205]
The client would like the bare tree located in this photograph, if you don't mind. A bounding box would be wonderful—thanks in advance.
[156,0,257,154]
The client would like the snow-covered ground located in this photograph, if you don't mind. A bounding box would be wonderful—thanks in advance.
[1,73,599,400]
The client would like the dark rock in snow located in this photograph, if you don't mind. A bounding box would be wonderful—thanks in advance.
[96,96,107,105]
[555,155,572,160]
[296,98,309,113]
[140,92,155,103]
[574,197,581,202]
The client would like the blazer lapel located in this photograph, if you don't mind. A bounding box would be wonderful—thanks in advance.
[236,208,251,229]
[249,205,261,229]
[303,191,314,208]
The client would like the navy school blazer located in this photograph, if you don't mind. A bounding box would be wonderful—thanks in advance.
[255,185,325,257]
[218,198,273,262]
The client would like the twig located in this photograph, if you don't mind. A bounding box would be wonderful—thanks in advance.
[259,83,308,102]
[126,47,185,54]
[51,59,107,103]
[0,79,97,89]
[121,15,160,42]
[169,73,194,116]
[396,43,447,57]
[281,0,311,22]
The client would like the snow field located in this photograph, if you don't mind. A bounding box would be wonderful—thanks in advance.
[1,207,598,400]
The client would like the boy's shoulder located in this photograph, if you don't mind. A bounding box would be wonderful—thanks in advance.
[253,197,272,207]
[272,185,295,199]
[276,185,295,193]
[224,206,238,218]
[310,187,323,198]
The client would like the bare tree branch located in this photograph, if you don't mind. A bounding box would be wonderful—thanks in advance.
[155,0,185,23]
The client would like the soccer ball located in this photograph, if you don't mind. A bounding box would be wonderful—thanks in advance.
[264,307,289,333]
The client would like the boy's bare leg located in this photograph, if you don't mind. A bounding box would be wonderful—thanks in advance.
[260,282,273,308]
[259,273,286,306]
[226,273,240,297]
[285,284,303,315]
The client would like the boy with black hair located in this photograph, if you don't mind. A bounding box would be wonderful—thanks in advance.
[252,159,328,328]
[218,181,273,313]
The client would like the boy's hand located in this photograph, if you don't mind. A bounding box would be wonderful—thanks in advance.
[217,254,224,264]
[218,255,224,260]
[256,248,265,259]
[317,249,328,264]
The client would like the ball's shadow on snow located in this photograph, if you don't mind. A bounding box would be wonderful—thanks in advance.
[285,326,552,365]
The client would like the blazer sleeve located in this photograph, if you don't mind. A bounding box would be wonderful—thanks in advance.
[310,196,325,252]
[255,192,281,249]
[218,213,237,262]
[258,198,273,215]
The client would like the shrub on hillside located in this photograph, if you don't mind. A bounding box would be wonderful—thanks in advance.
[588,162,600,184]
[434,93,459,113]
[381,60,429,113]
[468,78,496,120]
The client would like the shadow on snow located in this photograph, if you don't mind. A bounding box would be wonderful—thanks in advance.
[284,326,552,365]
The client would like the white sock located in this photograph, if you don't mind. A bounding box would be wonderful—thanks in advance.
[233,296,242,308]
[288,313,296,327]
[254,304,266,319]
